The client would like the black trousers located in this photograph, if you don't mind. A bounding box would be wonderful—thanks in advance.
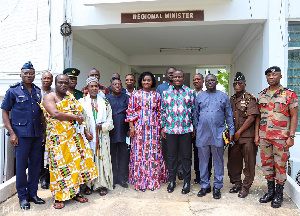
[166,133,192,183]
[110,142,129,184]
[161,137,183,175]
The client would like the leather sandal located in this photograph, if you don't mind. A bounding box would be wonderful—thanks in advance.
[99,188,108,196]
[53,200,65,209]
[73,194,88,203]
[84,186,92,195]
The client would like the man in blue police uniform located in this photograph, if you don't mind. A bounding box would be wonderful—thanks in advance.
[1,61,46,210]
[63,68,84,100]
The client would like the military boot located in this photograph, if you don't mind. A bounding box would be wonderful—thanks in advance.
[271,184,284,208]
[259,180,275,203]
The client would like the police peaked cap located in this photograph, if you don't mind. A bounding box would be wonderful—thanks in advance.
[63,68,80,77]
[265,66,281,75]
[21,61,35,70]
[234,72,245,81]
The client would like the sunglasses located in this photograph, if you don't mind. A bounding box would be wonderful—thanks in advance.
[233,81,244,86]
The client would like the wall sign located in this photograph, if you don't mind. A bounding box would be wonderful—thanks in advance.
[121,10,204,23]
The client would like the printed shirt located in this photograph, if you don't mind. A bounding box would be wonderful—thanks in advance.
[161,85,195,134]
[230,91,260,138]
[257,85,298,140]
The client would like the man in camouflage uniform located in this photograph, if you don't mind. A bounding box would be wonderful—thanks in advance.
[228,72,259,198]
[255,66,298,208]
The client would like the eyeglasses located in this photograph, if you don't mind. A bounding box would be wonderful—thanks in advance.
[233,81,244,86]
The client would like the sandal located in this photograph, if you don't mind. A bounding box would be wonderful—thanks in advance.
[99,187,108,196]
[73,194,88,203]
[83,186,92,195]
[53,200,65,209]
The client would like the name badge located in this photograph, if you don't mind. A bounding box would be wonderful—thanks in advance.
[18,95,25,98]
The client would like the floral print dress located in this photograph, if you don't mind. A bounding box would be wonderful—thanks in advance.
[126,90,167,190]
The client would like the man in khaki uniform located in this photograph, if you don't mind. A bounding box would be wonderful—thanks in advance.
[228,72,259,198]
[255,66,298,208]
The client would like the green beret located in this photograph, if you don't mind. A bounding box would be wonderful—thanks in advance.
[63,68,80,77]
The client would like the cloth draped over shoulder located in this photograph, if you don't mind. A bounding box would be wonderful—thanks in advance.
[40,92,98,201]
[79,94,114,190]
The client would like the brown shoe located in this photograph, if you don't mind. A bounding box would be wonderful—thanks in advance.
[238,189,249,198]
[229,184,242,193]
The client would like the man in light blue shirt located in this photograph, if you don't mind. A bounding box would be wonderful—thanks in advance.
[194,74,234,199]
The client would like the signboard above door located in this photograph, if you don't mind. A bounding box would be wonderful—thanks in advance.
[121,10,204,23]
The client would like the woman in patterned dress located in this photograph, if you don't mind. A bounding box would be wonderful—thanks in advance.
[126,72,167,191]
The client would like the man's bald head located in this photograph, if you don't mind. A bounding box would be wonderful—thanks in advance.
[41,72,53,88]
[88,68,100,81]
[110,73,120,82]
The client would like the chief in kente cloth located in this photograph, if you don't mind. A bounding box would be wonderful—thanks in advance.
[228,72,259,198]
[63,68,84,100]
[1,61,46,210]
[255,66,298,208]
[41,74,98,209]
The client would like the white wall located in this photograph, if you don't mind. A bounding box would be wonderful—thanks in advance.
[286,0,300,19]
[0,0,50,73]
[233,32,264,97]
[72,40,121,89]
[72,0,268,27]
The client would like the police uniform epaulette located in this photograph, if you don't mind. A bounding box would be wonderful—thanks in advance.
[32,83,41,90]
[9,82,20,88]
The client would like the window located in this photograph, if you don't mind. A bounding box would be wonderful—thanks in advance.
[288,22,300,132]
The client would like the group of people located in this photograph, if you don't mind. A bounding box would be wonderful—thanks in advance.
[1,62,298,210]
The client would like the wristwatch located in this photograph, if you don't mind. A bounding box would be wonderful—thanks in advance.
[290,134,296,139]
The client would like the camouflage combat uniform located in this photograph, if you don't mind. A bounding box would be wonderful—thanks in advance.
[257,85,298,184]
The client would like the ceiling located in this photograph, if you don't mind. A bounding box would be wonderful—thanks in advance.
[94,23,251,55]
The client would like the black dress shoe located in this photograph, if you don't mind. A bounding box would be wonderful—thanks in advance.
[28,196,46,204]
[19,199,30,210]
[229,184,242,193]
[181,182,190,194]
[213,187,221,199]
[167,181,176,193]
[194,178,200,184]
[197,187,211,197]
[41,180,50,189]
[118,181,128,188]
